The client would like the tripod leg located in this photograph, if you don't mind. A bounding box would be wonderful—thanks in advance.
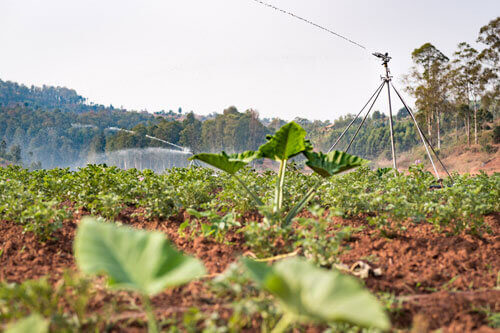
[386,81,397,170]
[391,83,453,180]
[328,81,386,153]
[345,81,385,153]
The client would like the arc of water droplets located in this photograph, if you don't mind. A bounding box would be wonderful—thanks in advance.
[106,127,190,152]
[145,135,190,152]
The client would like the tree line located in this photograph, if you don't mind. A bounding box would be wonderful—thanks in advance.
[405,17,499,149]
[0,105,155,168]
[104,107,271,154]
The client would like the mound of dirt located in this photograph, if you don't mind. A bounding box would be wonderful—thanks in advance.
[0,219,76,282]
[338,213,500,295]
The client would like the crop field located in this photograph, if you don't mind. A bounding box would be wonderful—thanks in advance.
[1,123,499,332]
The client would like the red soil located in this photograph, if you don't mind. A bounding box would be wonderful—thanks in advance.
[1,207,499,332]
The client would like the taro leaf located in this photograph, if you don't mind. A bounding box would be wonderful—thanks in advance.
[228,150,262,163]
[243,257,390,330]
[189,151,260,175]
[304,150,369,178]
[259,122,311,161]
[5,314,49,333]
[74,217,205,296]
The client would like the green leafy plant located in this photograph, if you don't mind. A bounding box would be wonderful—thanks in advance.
[74,217,206,333]
[190,122,368,226]
[20,200,70,241]
[179,208,240,242]
[242,257,390,332]
[295,206,362,267]
[243,219,297,258]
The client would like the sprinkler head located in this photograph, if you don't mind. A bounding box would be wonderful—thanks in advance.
[373,52,391,65]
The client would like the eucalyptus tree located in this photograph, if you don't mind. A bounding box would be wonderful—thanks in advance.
[477,17,500,120]
[407,43,450,149]
[477,17,500,70]
[448,48,472,145]
[452,42,484,144]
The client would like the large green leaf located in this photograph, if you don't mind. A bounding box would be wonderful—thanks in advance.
[5,314,49,333]
[74,217,205,296]
[243,257,390,330]
[259,122,311,161]
[189,151,260,174]
[304,150,369,178]
[228,150,262,163]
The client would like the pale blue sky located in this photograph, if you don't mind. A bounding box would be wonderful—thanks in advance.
[0,0,497,120]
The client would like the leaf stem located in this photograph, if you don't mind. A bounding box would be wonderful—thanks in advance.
[283,179,322,226]
[271,313,294,333]
[141,294,159,333]
[232,174,264,206]
[275,159,287,213]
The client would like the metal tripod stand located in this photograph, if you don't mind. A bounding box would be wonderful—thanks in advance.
[327,52,452,180]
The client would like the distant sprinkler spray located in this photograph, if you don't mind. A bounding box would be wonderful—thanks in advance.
[145,135,190,152]
[107,127,136,134]
[106,127,191,153]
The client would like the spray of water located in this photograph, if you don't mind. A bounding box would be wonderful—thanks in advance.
[144,135,189,152]
[107,127,136,134]
[106,127,189,152]
[97,126,195,172]
[87,147,192,173]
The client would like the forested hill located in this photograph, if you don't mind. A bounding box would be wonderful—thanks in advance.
[0,79,156,168]
[0,78,424,170]
[2,79,97,113]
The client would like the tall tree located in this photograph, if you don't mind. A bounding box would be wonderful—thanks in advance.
[408,43,450,149]
[477,17,500,120]
[452,42,483,144]
[178,112,202,152]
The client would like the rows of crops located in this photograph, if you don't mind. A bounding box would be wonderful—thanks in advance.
[1,122,499,332]
[1,162,497,242]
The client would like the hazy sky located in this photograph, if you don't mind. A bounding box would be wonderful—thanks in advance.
[0,0,497,121]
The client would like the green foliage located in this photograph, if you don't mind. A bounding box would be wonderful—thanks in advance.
[376,167,393,177]
[107,107,271,154]
[181,208,240,242]
[0,164,223,241]
[243,220,296,258]
[189,152,250,175]
[74,217,206,332]
[1,161,498,244]
[5,314,48,333]
[0,104,154,169]
[321,165,499,234]
[243,257,390,331]
[0,272,95,331]
[295,206,362,267]
[258,122,310,161]
[74,217,206,296]
[304,150,368,178]
[192,122,366,226]
[19,200,70,241]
